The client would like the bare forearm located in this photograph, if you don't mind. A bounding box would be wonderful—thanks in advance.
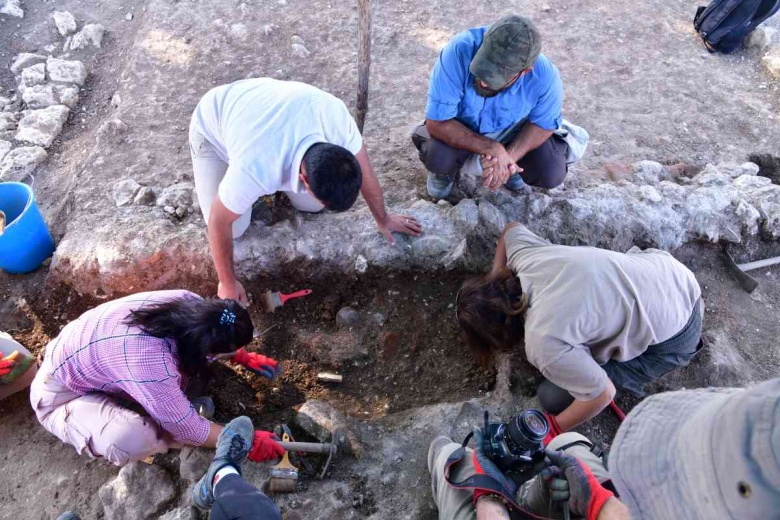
[598,497,631,520]
[426,118,499,156]
[491,234,508,276]
[506,123,553,161]
[208,222,236,284]
[356,147,388,224]
[475,496,511,520]
[200,422,224,448]
[556,382,616,431]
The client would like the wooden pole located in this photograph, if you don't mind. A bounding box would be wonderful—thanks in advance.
[356,0,371,133]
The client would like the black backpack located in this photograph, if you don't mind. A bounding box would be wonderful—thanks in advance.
[694,0,780,53]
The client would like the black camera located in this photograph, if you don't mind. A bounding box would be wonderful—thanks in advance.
[482,409,548,478]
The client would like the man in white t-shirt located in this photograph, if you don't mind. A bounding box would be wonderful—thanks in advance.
[190,78,422,305]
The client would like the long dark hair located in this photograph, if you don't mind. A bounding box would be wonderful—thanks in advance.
[125,296,254,375]
[456,268,528,364]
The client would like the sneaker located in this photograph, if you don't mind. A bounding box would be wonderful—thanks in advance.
[192,416,254,510]
[426,173,454,200]
[504,173,528,192]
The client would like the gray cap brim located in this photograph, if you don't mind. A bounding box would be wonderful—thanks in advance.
[609,383,780,519]
[469,50,518,91]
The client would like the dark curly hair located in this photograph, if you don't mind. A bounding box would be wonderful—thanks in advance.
[456,268,528,364]
[125,296,254,375]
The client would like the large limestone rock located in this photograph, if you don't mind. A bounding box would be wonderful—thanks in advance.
[0,141,11,163]
[10,53,46,75]
[0,0,23,18]
[15,105,70,147]
[178,446,212,481]
[99,462,176,520]
[47,58,88,86]
[52,11,77,37]
[762,49,780,79]
[296,399,361,456]
[113,179,142,207]
[66,23,106,51]
[0,146,47,181]
[20,64,46,86]
[22,83,80,109]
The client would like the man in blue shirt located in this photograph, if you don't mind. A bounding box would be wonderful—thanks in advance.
[413,15,569,199]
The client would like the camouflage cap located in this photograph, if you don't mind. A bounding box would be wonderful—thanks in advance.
[469,15,542,91]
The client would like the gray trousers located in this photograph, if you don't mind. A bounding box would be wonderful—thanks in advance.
[429,432,608,520]
[411,122,569,189]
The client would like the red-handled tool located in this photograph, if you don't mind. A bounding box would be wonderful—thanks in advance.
[261,289,312,313]
[609,400,626,421]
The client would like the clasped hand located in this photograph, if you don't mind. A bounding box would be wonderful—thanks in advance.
[481,144,523,191]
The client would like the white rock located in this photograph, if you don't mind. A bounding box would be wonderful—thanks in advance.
[125,12,133,21]
[632,160,667,184]
[229,23,248,41]
[354,254,368,273]
[157,183,194,208]
[47,58,88,86]
[0,113,17,132]
[291,35,310,57]
[635,185,663,203]
[22,84,80,109]
[113,179,142,207]
[99,463,176,520]
[163,205,176,215]
[133,186,156,206]
[0,140,11,163]
[746,26,777,54]
[52,11,77,37]
[110,92,122,110]
[66,23,105,51]
[0,0,23,18]
[762,51,780,79]
[21,63,46,86]
[10,53,46,75]
[0,96,11,110]
[0,146,47,181]
[477,200,506,237]
[15,105,70,147]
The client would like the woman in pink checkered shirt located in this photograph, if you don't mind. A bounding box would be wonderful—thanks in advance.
[29,290,284,466]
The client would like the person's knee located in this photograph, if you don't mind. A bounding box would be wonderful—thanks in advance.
[421,139,466,178]
[534,166,567,189]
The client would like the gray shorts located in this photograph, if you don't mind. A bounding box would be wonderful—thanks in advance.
[603,298,704,397]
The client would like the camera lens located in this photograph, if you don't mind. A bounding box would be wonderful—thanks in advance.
[508,409,549,449]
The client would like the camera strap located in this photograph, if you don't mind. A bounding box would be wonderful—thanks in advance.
[442,445,544,520]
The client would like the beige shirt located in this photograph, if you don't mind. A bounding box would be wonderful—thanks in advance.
[505,224,701,400]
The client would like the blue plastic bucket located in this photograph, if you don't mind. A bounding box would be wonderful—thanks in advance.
[0,182,55,273]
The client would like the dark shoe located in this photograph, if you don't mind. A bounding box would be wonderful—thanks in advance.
[426,173,454,200]
[192,416,254,510]
[505,173,532,193]
[537,379,575,415]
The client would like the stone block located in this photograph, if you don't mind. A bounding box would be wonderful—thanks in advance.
[0,0,23,18]
[113,179,142,207]
[53,11,77,37]
[15,105,70,147]
[47,58,88,86]
[99,462,176,520]
[295,399,359,456]
[10,53,46,75]
[66,23,106,51]
[21,63,46,86]
[0,146,47,181]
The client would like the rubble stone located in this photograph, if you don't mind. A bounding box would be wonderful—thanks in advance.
[21,64,46,86]
[53,11,77,37]
[0,146,47,181]
[477,200,506,237]
[22,84,80,110]
[113,179,142,207]
[47,58,88,86]
[0,0,23,18]
[159,507,198,520]
[133,186,157,206]
[296,399,360,455]
[157,183,194,209]
[291,35,310,57]
[15,105,70,147]
[0,140,11,163]
[66,23,106,51]
[0,113,17,132]
[336,306,362,327]
[746,26,777,54]
[99,462,176,520]
[762,51,780,79]
[178,446,212,481]
[299,330,367,365]
[10,53,46,75]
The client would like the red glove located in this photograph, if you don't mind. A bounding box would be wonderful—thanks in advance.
[545,449,615,520]
[231,348,279,380]
[543,412,563,446]
[0,351,18,377]
[247,430,285,462]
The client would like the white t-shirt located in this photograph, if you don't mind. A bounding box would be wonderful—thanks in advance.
[191,78,363,215]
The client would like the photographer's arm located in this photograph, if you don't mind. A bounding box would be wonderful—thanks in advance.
[476,496,510,519]
[555,379,616,432]
[490,223,521,276]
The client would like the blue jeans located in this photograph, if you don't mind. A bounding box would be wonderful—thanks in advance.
[211,474,281,520]
[603,299,704,397]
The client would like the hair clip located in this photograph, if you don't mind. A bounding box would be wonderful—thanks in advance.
[220,309,236,325]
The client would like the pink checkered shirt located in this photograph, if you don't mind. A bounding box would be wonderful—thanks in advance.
[45,290,211,444]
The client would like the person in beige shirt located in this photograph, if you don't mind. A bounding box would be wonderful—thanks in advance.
[456,222,703,433]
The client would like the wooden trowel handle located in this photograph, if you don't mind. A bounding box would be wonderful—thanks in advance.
[279,289,312,304]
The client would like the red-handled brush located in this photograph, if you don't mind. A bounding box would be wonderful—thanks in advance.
[261,289,312,313]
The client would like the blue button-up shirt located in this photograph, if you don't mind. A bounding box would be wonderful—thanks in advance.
[425,27,563,135]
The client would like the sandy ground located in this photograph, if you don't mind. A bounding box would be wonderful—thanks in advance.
[1,0,780,518]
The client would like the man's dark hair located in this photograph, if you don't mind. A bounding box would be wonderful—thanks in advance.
[303,143,362,212]
[125,296,254,376]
